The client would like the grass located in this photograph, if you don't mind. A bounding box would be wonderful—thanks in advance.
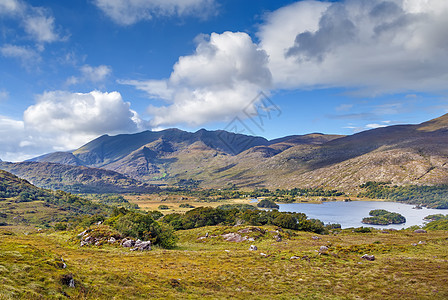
[1,226,447,299]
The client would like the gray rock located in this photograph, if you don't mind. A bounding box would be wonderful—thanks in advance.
[274,235,282,242]
[132,240,151,251]
[249,245,257,251]
[222,233,247,242]
[122,239,135,248]
[361,254,375,261]
[414,229,427,233]
[290,256,300,260]
[319,246,329,253]
[108,237,116,243]
[311,236,321,240]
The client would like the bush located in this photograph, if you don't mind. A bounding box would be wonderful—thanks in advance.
[257,199,279,209]
[158,205,170,210]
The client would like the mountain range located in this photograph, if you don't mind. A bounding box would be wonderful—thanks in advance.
[2,114,448,192]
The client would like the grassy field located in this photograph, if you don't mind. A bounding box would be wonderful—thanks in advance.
[1,225,447,299]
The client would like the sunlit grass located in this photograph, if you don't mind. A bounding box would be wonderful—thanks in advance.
[1,226,447,299]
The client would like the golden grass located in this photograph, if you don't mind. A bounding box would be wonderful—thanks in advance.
[0,226,447,299]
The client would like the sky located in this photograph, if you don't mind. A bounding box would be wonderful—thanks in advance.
[0,0,448,162]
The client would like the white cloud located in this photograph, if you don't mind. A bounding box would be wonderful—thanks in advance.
[0,0,22,15]
[67,65,112,85]
[258,0,448,94]
[0,0,63,43]
[365,123,389,129]
[94,0,217,25]
[122,31,272,127]
[0,44,41,67]
[23,9,61,43]
[0,90,149,161]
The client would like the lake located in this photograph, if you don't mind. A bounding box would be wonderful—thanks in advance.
[278,201,448,229]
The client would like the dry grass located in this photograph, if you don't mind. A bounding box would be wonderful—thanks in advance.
[1,226,447,299]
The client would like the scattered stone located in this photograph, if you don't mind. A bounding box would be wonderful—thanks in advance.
[274,234,282,242]
[131,240,151,251]
[121,239,135,248]
[77,230,88,237]
[361,254,375,261]
[411,243,418,246]
[248,237,255,242]
[205,232,209,238]
[222,233,247,242]
[418,241,426,245]
[96,221,102,225]
[290,256,300,260]
[414,229,427,233]
[311,236,321,240]
[380,231,390,234]
[108,237,116,243]
[260,253,267,256]
[224,250,230,253]
[319,246,329,253]
[60,274,75,287]
[249,245,257,251]
[80,241,88,247]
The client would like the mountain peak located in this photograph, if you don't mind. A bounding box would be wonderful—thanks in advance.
[417,113,448,132]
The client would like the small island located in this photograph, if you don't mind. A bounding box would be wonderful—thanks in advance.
[257,199,279,209]
[362,209,406,225]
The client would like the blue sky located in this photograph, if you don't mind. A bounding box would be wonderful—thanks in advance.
[0,0,447,161]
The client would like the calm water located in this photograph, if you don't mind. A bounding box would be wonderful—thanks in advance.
[278,201,448,229]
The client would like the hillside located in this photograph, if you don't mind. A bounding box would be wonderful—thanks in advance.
[19,113,448,190]
[0,162,159,194]
[0,169,108,226]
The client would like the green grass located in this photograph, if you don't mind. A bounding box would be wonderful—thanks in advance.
[1,226,447,299]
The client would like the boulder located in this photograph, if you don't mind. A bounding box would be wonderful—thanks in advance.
[108,237,116,243]
[311,236,321,240]
[222,233,247,242]
[131,240,151,251]
[274,234,282,242]
[361,254,375,261]
[249,245,257,251]
[290,256,300,260]
[122,239,135,248]
[414,229,427,233]
[319,246,329,253]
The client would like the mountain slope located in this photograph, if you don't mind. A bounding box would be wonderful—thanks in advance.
[0,162,158,193]
[23,113,448,190]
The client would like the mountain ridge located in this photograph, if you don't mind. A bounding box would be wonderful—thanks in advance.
[4,113,448,192]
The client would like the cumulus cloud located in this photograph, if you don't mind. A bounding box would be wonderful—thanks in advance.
[259,0,448,94]
[94,0,218,25]
[122,31,272,127]
[67,65,112,85]
[0,0,63,43]
[0,90,148,161]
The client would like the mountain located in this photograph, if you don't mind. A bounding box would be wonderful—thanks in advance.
[20,113,448,191]
[0,161,158,194]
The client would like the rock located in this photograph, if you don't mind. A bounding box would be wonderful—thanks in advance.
[381,231,390,234]
[290,256,300,260]
[222,233,247,242]
[249,245,257,251]
[122,239,135,248]
[131,240,151,251]
[311,236,321,240]
[301,255,310,261]
[96,221,102,225]
[318,246,328,253]
[260,253,267,256]
[108,237,116,243]
[248,237,255,242]
[361,254,375,261]
[205,232,209,238]
[411,243,418,246]
[274,234,282,242]
[418,241,426,245]
[414,229,427,233]
[60,274,75,287]
[80,241,88,247]
[77,230,88,237]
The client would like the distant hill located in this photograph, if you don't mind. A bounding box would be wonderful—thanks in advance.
[0,169,109,226]
[0,162,159,194]
[18,113,448,191]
